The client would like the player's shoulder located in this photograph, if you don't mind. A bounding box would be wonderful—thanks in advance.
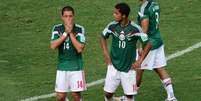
[151,0,159,6]
[139,1,151,15]
[141,0,158,12]
[149,1,160,11]
[53,24,63,29]
[103,21,118,30]
[52,24,63,32]
[75,24,85,34]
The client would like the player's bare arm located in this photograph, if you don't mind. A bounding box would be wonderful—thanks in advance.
[100,37,112,65]
[133,42,152,69]
[50,33,68,49]
[69,32,85,53]
[141,19,149,33]
[136,19,149,57]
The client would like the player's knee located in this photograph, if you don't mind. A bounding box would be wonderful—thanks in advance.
[154,67,165,72]
[72,92,81,101]
[125,95,134,101]
[125,95,133,99]
[56,94,66,101]
[105,92,113,99]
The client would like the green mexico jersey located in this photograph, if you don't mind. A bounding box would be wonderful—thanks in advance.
[102,21,149,72]
[51,24,85,71]
[137,0,163,50]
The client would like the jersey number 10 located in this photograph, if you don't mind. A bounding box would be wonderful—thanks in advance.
[119,41,126,48]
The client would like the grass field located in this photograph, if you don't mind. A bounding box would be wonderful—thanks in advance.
[0,0,201,101]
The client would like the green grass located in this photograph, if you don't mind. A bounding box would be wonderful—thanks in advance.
[0,0,201,101]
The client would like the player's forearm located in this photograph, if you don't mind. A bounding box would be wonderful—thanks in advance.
[100,37,111,65]
[139,42,152,63]
[69,33,85,53]
[50,35,67,49]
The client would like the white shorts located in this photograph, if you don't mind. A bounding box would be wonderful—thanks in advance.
[55,70,86,92]
[138,45,167,70]
[104,65,137,95]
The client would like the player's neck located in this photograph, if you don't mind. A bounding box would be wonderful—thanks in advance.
[120,18,129,27]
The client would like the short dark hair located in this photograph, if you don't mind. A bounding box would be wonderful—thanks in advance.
[61,6,74,15]
[115,3,130,17]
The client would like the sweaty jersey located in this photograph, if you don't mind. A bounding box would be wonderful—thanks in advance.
[102,21,149,72]
[51,24,85,71]
[137,0,163,50]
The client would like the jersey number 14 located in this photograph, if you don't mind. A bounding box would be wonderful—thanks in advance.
[63,43,70,50]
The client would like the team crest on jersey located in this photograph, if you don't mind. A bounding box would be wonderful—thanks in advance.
[119,31,125,41]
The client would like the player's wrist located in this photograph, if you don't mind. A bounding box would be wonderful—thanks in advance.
[62,32,68,37]
[138,59,143,65]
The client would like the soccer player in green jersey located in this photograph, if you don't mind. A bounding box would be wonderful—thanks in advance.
[50,6,86,101]
[101,3,152,101]
[136,0,177,101]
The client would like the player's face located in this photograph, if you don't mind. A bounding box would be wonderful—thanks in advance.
[113,8,123,22]
[61,11,74,24]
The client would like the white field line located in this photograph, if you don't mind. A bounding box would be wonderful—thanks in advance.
[166,42,201,60]
[20,79,105,101]
[0,60,9,63]
[20,41,201,101]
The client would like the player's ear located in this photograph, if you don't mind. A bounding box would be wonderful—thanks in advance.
[122,15,126,18]
[61,15,64,20]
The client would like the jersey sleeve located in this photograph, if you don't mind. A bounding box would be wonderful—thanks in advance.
[138,33,149,43]
[134,24,149,43]
[138,4,150,21]
[76,27,86,44]
[51,25,60,41]
[76,34,86,44]
[101,22,114,39]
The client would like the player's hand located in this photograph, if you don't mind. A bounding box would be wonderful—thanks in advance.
[137,48,143,57]
[132,60,141,70]
[105,57,112,66]
[64,20,73,34]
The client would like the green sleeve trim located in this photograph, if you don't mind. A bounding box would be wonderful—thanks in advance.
[140,15,149,21]
[76,33,86,44]
[51,34,59,41]
[101,33,110,39]
[101,27,111,39]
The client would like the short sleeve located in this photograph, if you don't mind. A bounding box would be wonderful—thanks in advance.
[132,23,149,43]
[138,12,149,21]
[51,26,60,41]
[76,33,86,44]
[139,33,149,43]
[101,26,112,39]
[138,2,150,21]
[101,21,117,39]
